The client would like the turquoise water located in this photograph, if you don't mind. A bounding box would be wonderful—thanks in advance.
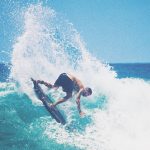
[0,82,95,150]
[1,63,150,150]
[1,3,150,150]
[110,63,150,80]
[0,81,106,150]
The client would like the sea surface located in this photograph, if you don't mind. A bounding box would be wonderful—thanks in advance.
[1,4,150,150]
[1,63,150,150]
[110,63,150,80]
[1,63,150,82]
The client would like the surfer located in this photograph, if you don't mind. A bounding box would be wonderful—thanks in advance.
[36,73,92,116]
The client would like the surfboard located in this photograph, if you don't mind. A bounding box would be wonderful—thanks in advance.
[31,78,66,125]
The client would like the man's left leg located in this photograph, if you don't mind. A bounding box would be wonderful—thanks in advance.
[53,92,72,107]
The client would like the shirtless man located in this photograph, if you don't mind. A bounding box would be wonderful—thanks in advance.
[36,73,92,116]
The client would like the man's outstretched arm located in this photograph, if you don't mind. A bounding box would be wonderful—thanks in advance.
[76,98,81,114]
[76,89,85,116]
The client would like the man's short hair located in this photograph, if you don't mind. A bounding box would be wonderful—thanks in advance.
[85,87,92,95]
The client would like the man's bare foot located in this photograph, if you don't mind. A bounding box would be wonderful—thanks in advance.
[48,103,55,108]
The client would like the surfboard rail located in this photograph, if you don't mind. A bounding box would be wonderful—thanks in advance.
[31,78,66,125]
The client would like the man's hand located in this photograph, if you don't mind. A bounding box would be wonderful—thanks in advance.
[79,111,85,117]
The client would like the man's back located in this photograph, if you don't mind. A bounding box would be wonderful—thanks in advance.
[67,73,84,91]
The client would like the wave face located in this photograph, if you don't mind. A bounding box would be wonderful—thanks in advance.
[1,3,150,150]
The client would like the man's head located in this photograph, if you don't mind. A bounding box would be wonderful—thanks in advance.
[81,87,92,97]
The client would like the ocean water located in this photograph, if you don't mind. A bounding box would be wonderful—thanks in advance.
[110,63,150,80]
[1,4,150,150]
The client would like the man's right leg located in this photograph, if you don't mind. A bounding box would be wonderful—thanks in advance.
[37,80,53,88]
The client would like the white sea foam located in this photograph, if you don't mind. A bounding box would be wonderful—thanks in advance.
[11,4,150,150]
[0,82,16,97]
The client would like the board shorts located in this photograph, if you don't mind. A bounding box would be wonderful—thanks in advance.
[54,73,74,93]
